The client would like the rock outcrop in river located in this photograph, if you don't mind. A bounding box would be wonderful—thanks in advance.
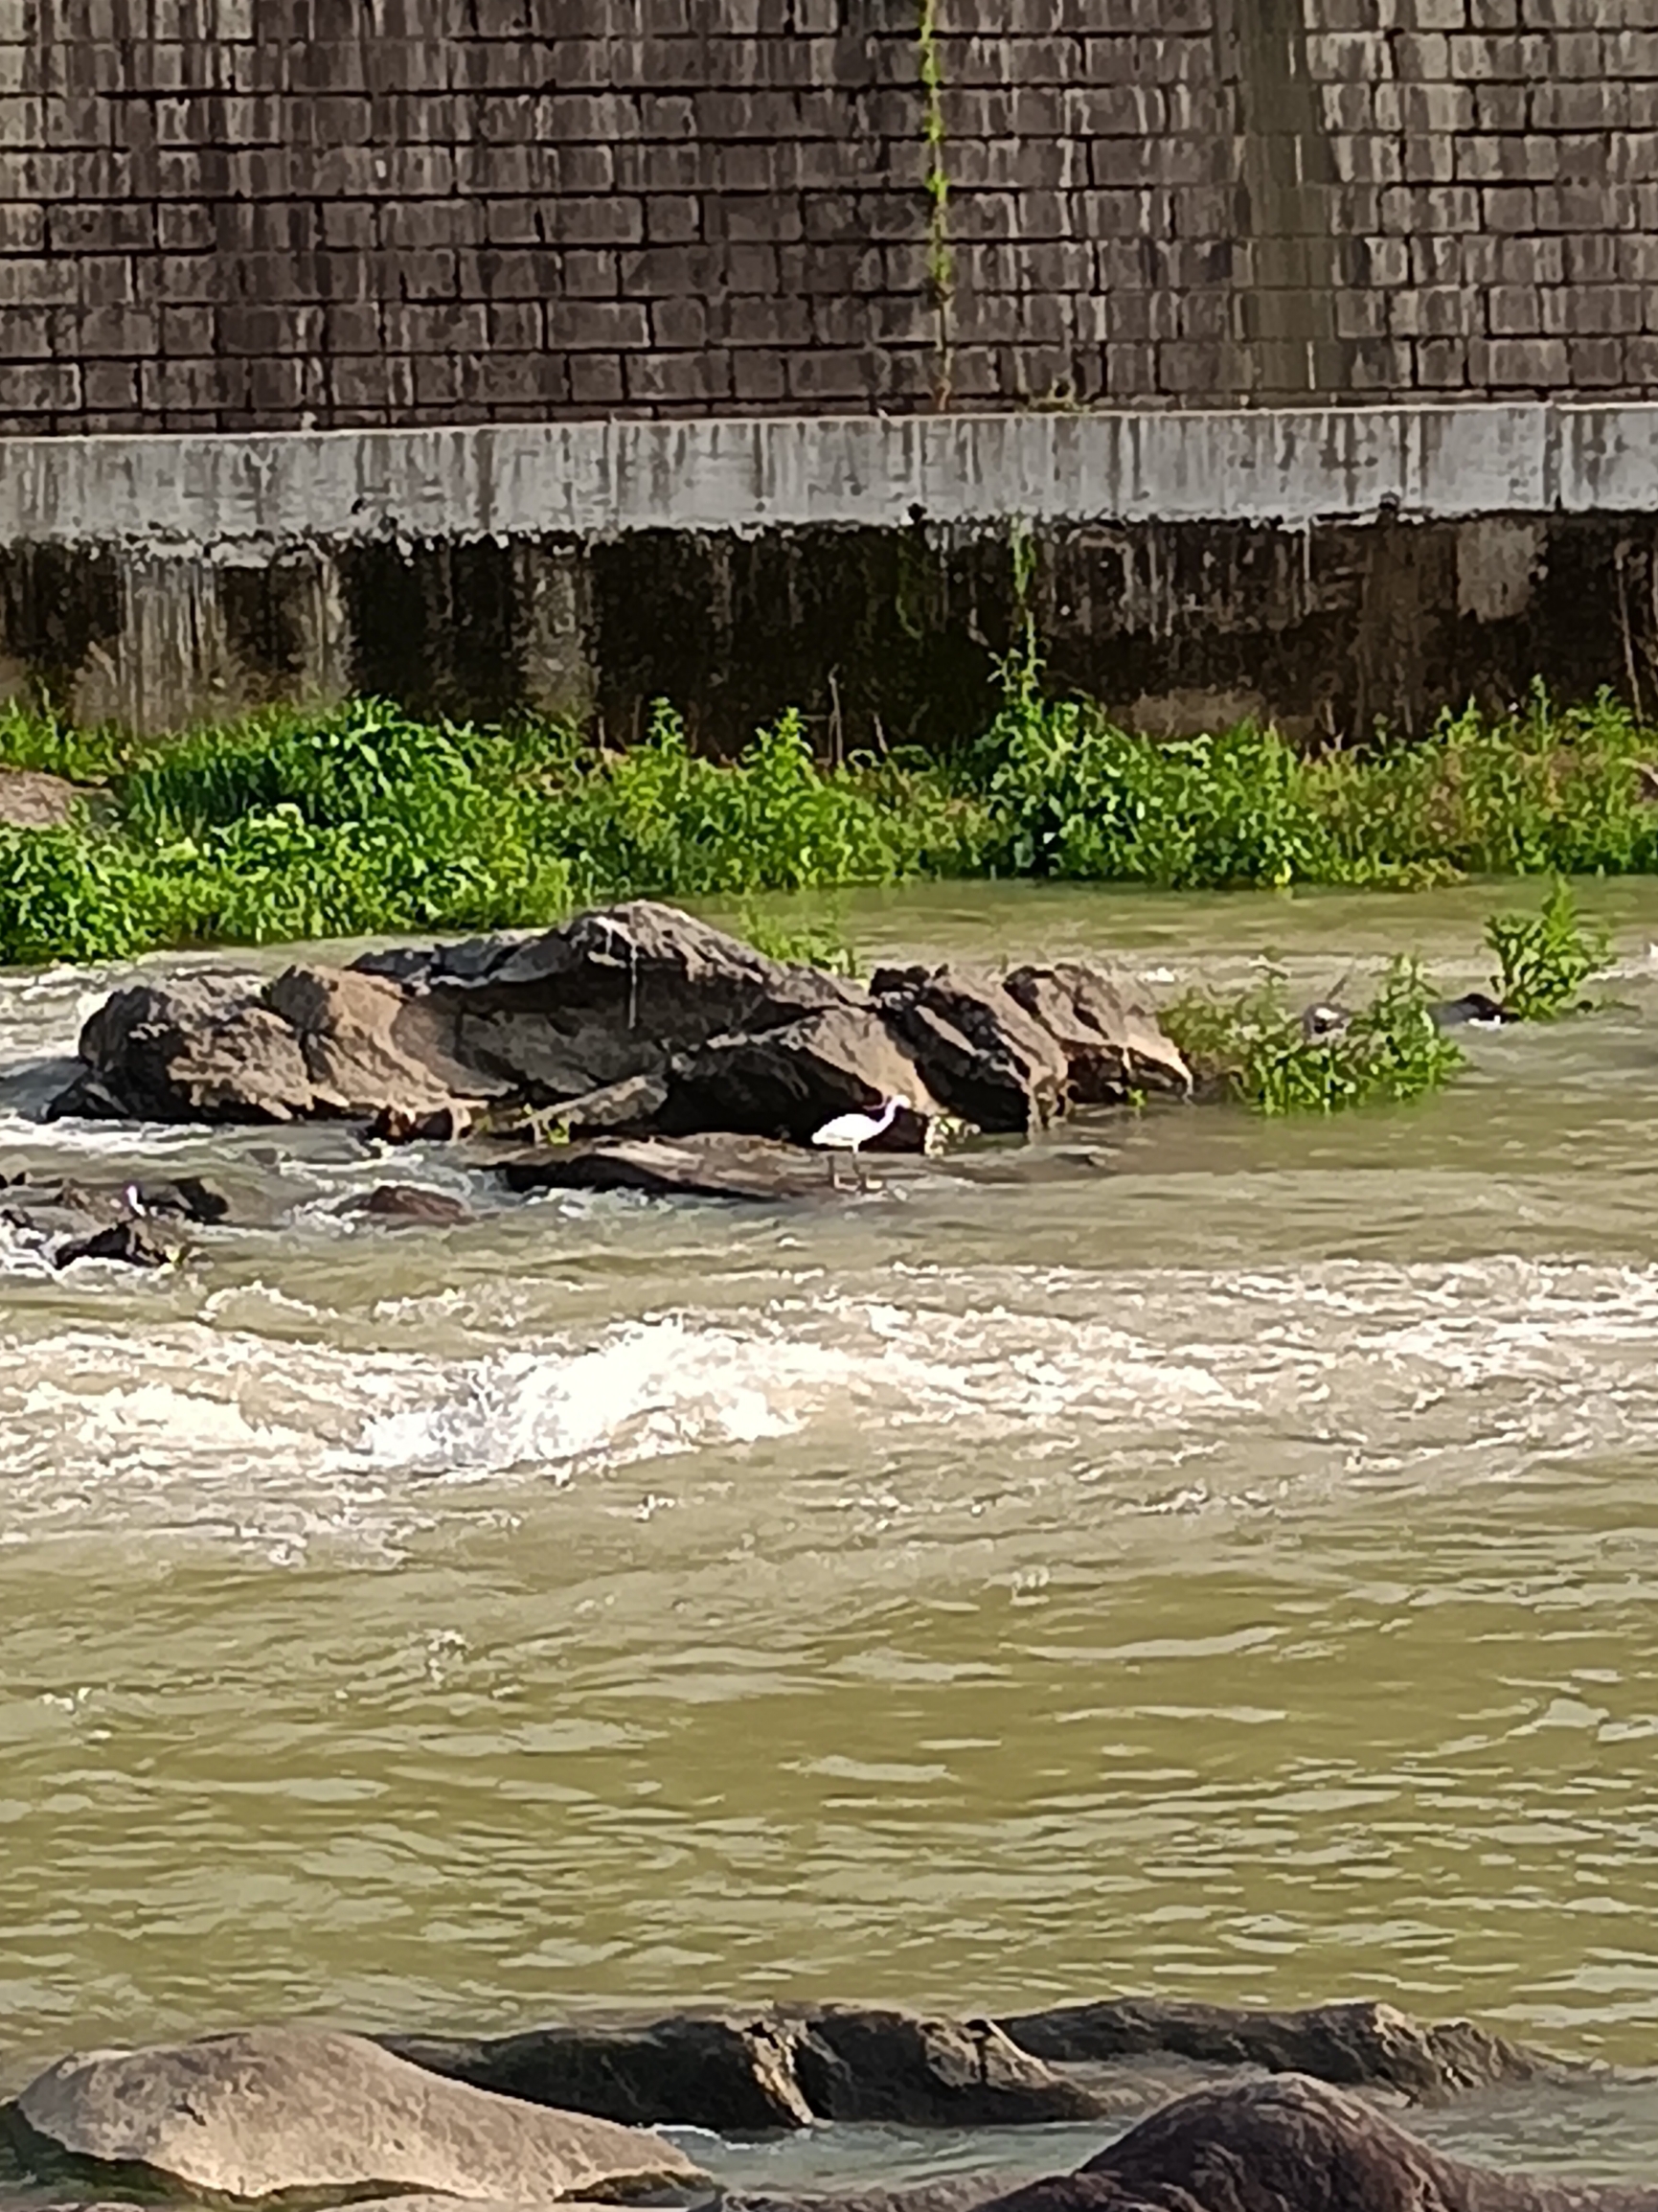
[45,901,1190,1152]
[5,2027,701,2204]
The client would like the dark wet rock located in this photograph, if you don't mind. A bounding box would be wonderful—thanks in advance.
[981,2073,1658,2212]
[133,1174,229,1224]
[52,1218,173,1269]
[1433,991,1518,1029]
[498,1131,843,1205]
[662,1005,937,1148]
[727,2178,1017,2212]
[872,965,1068,1133]
[346,1184,471,1225]
[368,1103,478,1146]
[999,1996,1567,2106]
[5,2026,704,2206]
[1298,1000,1351,1040]
[795,2007,1104,2125]
[425,901,862,1103]
[1003,964,1191,1103]
[0,765,90,829]
[386,2016,816,2132]
[50,973,316,1125]
[394,2008,1102,2132]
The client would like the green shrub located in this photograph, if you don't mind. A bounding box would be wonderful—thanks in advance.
[1484,877,1613,1019]
[1162,958,1464,1115]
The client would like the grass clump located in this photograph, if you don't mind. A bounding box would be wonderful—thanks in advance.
[1484,878,1613,1019]
[1163,958,1464,1115]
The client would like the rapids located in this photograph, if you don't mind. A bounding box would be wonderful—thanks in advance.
[5,880,1658,2184]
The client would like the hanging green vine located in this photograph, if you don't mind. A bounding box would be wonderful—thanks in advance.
[918,0,954,410]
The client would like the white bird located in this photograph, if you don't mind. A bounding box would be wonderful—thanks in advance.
[811,1093,908,1189]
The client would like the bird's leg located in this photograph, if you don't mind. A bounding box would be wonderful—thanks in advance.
[853,1148,867,1194]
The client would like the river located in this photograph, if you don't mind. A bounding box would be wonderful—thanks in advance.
[4,880,1658,2187]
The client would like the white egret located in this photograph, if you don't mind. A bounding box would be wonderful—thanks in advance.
[810,1093,908,1189]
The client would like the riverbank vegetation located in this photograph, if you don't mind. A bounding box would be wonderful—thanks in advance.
[3,650,1658,965]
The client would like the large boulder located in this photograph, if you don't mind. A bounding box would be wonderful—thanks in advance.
[978,2073,1658,2212]
[49,973,316,1124]
[264,965,507,1121]
[6,2026,702,2206]
[999,1995,1562,2106]
[1003,965,1190,1102]
[661,1005,938,1147]
[794,2007,1102,2125]
[404,901,862,1102]
[872,966,1070,1133]
[386,2016,816,2132]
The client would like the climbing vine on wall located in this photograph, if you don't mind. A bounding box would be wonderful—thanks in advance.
[918,0,954,409]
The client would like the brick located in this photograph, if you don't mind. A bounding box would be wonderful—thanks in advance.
[1470,332,1571,379]
[0,361,76,409]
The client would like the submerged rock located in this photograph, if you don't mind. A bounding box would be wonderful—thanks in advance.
[345,1183,471,1226]
[388,2015,816,2132]
[1000,1996,1566,2106]
[498,1131,847,1205]
[981,2073,1658,2212]
[6,2026,702,2206]
[0,1174,205,1269]
[52,1218,173,1269]
[394,2007,1102,2132]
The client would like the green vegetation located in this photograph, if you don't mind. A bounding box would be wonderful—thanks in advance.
[2,641,1657,968]
[1162,960,1465,1116]
[1484,877,1612,1019]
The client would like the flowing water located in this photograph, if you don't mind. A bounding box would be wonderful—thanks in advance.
[6,882,1658,2185]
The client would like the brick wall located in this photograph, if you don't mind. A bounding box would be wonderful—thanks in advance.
[5,0,1658,433]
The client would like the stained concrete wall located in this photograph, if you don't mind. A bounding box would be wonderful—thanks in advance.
[8,0,1658,430]
[6,406,1658,740]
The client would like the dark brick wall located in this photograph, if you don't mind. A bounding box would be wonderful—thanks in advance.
[7,0,1658,432]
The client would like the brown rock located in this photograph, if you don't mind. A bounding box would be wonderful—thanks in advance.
[265,965,505,1122]
[8,2026,703,2207]
[795,2008,1103,2125]
[347,1184,471,1225]
[498,1131,843,1205]
[999,1996,1564,2105]
[662,1005,937,1147]
[58,974,316,1125]
[981,2073,1658,2212]
[1002,965,1190,1104]
[872,966,1069,1133]
[0,765,90,828]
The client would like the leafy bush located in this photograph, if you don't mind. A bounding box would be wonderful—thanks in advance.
[1484,878,1613,1019]
[1162,959,1464,1115]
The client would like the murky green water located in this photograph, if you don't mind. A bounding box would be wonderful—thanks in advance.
[6,881,1658,2181]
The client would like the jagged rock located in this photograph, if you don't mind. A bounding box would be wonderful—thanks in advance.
[346,1184,471,1225]
[422,901,862,1102]
[52,1219,173,1269]
[872,966,1069,1133]
[979,2073,1658,2212]
[1003,965,1191,1102]
[385,2016,816,2133]
[498,1131,846,1205]
[794,2007,1103,2125]
[662,1005,937,1147]
[478,1073,671,1144]
[264,965,506,1122]
[50,974,316,1125]
[998,1996,1565,2106]
[6,2026,703,2206]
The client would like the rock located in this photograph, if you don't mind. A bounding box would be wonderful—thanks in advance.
[662,1005,937,1147]
[52,974,317,1125]
[479,1073,672,1144]
[346,1184,471,1225]
[727,2180,1017,2212]
[265,965,506,1122]
[794,2008,1104,2125]
[979,2073,1658,2212]
[498,1131,844,1205]
[872,966,1069,1132]
[367,1103,479,1145]
[7,2026,703,2207]
[52,1219,172,1269]
[998,1996,1564,2105]
[425,901,862,1102]
[385,2016,816,2132]
[132,1174,230,1224]
[1003,964,1191,1103]
[0,765,90,829]
[1433,991,1517,1028]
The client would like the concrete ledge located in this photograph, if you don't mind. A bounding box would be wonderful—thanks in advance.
[4,402,1658,553]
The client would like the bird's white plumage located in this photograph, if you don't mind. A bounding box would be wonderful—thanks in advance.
[811,1093,908,1152]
